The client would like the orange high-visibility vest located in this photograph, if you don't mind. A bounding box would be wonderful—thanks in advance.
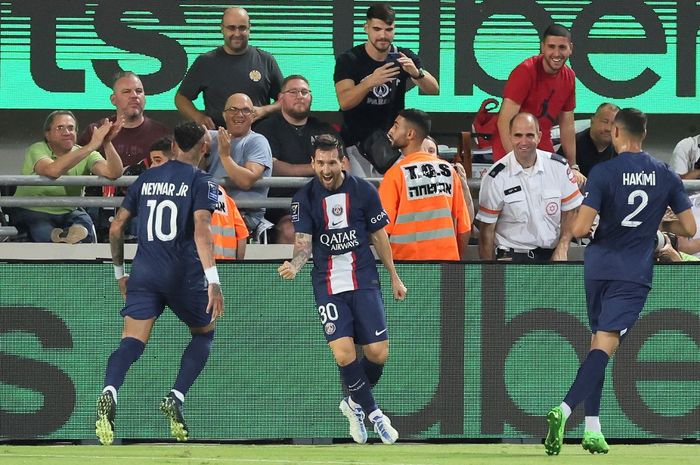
[378,152,471,260]
[212,186,248,260]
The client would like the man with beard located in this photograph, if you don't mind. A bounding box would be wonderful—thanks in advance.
[378,109,471,260]
[78,71,171,240]
[334,3,439,177]
[491,24,584,184]
[176,7,283,129]
[278,134,407,445]
[256,75,346,243]
[79,71,170,169]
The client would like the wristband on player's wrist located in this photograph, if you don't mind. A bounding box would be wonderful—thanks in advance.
[204,266,220,285]
[113,264,126,280]
[570,164,581,171]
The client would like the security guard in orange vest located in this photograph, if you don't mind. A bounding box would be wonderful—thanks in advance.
[379,109,471,260]
[212,185,248,260]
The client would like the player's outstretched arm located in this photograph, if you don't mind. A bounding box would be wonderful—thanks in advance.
[109,207,132,298]
[278,232,312,280]
[370,228,407,301]
[194,209,224,320]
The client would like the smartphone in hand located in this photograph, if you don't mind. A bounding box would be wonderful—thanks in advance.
[387,51,401,67]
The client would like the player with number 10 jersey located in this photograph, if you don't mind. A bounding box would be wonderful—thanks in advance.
[124,161,218,297]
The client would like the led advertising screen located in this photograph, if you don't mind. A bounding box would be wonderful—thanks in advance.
[0,1,698,113]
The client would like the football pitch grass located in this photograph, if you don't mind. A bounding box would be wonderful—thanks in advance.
[1,443,698,465]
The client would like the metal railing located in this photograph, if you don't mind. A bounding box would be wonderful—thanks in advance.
[1,175,698,209]
[0,175,485,209]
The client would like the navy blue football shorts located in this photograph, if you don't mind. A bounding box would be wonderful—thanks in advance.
[121,289,212,328]
[585,279,650,335]
[312,287,388,345]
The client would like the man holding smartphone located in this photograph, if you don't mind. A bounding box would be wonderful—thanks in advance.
[334,3,439,177]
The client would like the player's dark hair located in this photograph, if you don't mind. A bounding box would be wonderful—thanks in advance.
[508,112,540,132]
[542,23,571,42]
[174,121,206,152]
[110,70,140,90]
[281,74,309,91]
[399,108,431,140]
[149,135,173,157]
[367,3,395,24]
[312,133,345,160]
[614,108,647,138]
[43,110,77,132]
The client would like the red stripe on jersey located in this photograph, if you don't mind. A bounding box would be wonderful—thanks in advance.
[351,251,358,289]
[322,197,329,229]
[326,254,333,295]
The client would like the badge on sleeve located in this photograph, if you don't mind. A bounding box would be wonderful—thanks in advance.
[291,202,300,222]
[207,182,219,202]
[566,167,576,184]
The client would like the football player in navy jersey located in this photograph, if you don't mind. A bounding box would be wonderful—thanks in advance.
[278,134,407,444]
[544,108,696,455]
[96,122,224,445]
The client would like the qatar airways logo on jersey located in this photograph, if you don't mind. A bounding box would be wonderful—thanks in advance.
[623,171,656,186]
[320,229,359,251]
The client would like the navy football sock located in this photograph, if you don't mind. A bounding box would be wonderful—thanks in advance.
[339,360,378,415]
[104,337,145,390]
[563,349,609,411]
[360,357,384,387]
[584,376,604,417]
[173,330,214,396]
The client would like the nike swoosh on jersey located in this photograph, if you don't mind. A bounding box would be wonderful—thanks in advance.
[375,328,388,336]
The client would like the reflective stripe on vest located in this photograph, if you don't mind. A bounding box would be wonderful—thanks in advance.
[211,225,237,237]
[214,243,237,258]
[390,207,455,243]
[395,207,452,225]
[389,227,456,244]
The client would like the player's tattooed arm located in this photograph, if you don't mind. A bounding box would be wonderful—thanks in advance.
[109,207,132,297]
[290,232,312,270]
[278,232,312,279]
[109,207,132,266]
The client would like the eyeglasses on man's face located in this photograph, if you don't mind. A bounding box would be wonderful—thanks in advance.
[282,89,311,98]
[224,107,253,116]
[52,125,76,133]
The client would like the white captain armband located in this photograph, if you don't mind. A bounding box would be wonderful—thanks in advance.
[204,266,220,285]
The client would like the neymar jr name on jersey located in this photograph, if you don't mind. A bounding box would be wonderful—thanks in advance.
[141,182,190,197]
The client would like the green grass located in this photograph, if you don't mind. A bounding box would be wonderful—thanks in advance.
[1,443,698,465]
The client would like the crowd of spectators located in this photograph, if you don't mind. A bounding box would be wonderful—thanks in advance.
[5,3,699,262]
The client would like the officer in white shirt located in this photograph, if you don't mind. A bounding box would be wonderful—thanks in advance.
[669,134,700,180]
[476,112,583,261]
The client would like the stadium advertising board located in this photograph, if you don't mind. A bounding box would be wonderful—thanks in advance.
[0,1,699,112]
[1,263,698,440]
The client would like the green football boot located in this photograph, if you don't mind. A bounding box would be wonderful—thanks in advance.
[582,431,610,454]
[544,406,567,455]
[95,391,116,446]
[160,393,189,442]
